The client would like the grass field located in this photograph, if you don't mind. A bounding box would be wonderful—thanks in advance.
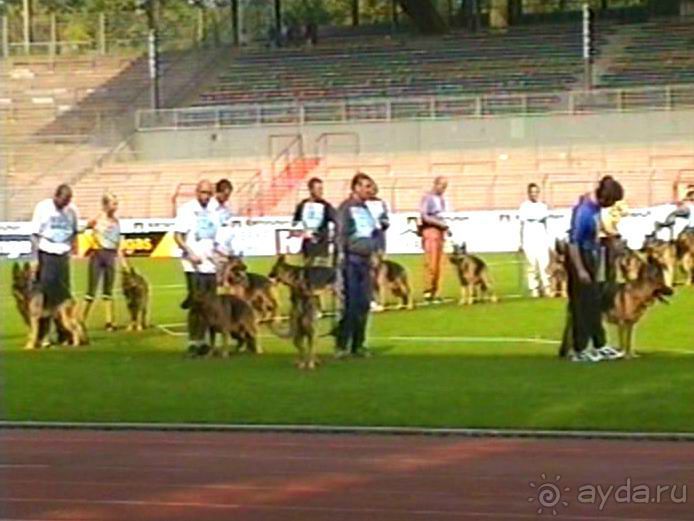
[1,253,693,432]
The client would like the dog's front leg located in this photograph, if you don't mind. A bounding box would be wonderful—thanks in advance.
[25,315,40,350]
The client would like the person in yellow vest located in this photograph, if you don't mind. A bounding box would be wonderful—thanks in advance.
[82,193,125,331]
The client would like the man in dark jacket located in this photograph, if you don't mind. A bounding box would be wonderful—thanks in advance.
[292,177,336,266]
[335,173,380,358]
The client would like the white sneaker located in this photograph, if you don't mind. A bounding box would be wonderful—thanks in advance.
[370,302,385,312]
[597,346,624,361]
[571,349,604,362]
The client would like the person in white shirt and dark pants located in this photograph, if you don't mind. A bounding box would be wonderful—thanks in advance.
[174,180,221,354]
[30,184,80,346]
[518,183,551,298]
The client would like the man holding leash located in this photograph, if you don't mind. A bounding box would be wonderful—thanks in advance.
[30,184,80,346]
[175,180,221,353]
[292,177,336,266]
[335,173,380,358]
[518,183,551,298]
[420,176,449,303]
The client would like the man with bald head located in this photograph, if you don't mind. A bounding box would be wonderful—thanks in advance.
[420,176,449,302]
[174,180,222,354]
[29,184,80,347]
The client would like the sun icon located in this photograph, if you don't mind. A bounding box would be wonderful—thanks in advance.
[528,473,571,516]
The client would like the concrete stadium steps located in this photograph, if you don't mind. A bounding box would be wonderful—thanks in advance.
[6,143,692,221]
[597,18,694,88]
[195,23,586,106]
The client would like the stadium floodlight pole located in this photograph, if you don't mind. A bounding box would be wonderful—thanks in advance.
[582,2,594,91]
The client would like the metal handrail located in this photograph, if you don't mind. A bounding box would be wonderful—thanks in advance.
[136,84,694,131]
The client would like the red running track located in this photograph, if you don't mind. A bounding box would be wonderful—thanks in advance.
[0,430,692,520]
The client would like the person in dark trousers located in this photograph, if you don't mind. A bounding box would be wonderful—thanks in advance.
[30,184,80,347]
[335,173,380,358]
[82,192,125,331]
[564,176,625,362]
[292,177,336,266]
[174,180,221,354]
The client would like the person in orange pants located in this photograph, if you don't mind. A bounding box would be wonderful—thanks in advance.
[420,177,449,302]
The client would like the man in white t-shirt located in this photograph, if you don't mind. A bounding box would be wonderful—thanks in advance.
[519,183,551,297]
[175,180,221,354]
[30,184,80,347]
[31,184,80,306]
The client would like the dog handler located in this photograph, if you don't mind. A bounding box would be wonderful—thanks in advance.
[335,173,380,358]
[174,180,221,353]
[564,176,624,362]
[30,184,80,347]
[82,193,124,331]
[420,176,449,302]
[292,177,336,266]
[518,183,551,297]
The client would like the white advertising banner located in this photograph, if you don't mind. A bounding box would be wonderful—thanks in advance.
[0,204,685,259]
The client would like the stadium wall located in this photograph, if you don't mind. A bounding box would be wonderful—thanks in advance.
[0,204,683,259]
[132,109,694,162]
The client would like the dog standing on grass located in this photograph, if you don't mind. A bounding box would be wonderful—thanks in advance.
[676,229,694,285]
[120,265,150,331]
[288,276,320,370]
[370,252,414,310]
[187,291,260,358]
[603,259,674,358]
[448,243,498,305]
[218,256,279,322]
[12,262,88,349]
[268,254,337,304]
[546,240,568,298]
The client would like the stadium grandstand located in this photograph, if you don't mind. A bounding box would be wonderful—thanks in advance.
[1,0,693,221]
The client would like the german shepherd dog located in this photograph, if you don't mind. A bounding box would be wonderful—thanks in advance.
[675,228,694,285]
[121,266,150,331]
[218,256,278,322]
[448,243,498,305]
[617,248,645,282]
[547,240,568,298]
[12,262,88,349]
[268,254,337,298]
[288,276,320,370]
[604,259,674,358]
[371,252,414,310]
[642,235,677,288]
[187,291,260,357]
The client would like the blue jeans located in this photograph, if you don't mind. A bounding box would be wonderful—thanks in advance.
[337,254,373,353]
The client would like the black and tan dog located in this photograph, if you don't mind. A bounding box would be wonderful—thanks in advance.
[187,291,260,357]
[12,262,88,349]
[676,229,694,285]
[547,240,568,298]
[371,252,414,310]
[268,254,337,298]
[121,266,150,331]
[219,256,279,322]
[288,276,320,370]
[642,235,677,288]
[448,243,497,305]
[617,248,645,282]
[604,259,674,358]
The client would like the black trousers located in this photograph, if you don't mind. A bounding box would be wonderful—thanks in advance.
[565,250,606,354]
[37,251,71,308]
[86,249,117,300]
[337,254,373,353]
[184,272,217,344]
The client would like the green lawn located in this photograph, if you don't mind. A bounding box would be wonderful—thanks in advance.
[1,254,693,432]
